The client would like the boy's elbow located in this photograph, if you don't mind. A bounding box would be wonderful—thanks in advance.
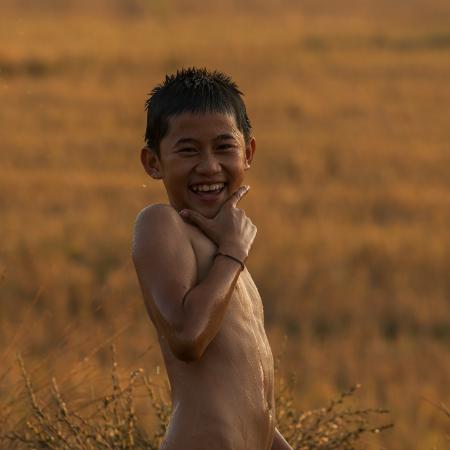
[173,343,203,362]
[170,330,207,362]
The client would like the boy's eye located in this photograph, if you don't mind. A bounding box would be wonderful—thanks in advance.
[217,144,235,150]
[178,148,197,153]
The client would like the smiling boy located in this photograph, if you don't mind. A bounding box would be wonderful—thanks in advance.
[132,68,292,450]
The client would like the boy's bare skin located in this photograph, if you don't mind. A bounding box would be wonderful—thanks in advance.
[133,112,292,450]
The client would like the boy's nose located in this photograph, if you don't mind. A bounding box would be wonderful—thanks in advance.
[196,153,221,174]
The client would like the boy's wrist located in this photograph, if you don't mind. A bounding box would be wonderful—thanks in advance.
[217,244,248,265]
[214,252,245,271]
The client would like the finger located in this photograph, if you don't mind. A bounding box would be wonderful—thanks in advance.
[179,209,211,231]
[228,185,250,208]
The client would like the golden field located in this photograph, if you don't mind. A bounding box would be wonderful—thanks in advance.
[0,0,449,448]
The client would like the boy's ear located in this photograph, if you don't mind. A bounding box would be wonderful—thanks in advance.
[141,146,162,179]
[244,137,256,170]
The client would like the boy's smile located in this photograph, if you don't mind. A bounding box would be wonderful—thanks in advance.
[143,112,255,218]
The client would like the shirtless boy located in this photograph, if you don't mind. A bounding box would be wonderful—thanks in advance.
[132,68,292,450]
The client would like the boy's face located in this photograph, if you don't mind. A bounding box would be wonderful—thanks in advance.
[142,112,255,218]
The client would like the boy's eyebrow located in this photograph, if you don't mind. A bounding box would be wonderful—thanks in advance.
[214,133,236,141]
[174,137,199,146]
[174,134,236,146]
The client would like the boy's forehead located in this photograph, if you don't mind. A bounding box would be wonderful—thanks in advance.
[165,111,242,141]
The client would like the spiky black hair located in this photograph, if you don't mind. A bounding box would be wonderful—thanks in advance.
[144,67,252,154]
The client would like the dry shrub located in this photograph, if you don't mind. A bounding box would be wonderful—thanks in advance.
[2,350,170,450]
[275,376,393,449]
[2,349,393,449]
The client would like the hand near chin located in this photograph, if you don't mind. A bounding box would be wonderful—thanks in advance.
[179,185,257,263]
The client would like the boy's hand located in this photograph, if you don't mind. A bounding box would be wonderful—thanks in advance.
[179,185,256,263]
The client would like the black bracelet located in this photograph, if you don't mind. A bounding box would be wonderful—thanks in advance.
[214,252,245,271]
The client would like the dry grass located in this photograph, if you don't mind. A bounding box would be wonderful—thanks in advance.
[276,382,392,449]
[1,349,392,449]
[1,0,449,448]
[2,350,169,449]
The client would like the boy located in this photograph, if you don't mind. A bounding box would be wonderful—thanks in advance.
[132,68,292,450]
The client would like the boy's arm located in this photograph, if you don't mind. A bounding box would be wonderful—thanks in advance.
[132,186,255,362]
[271,428,293,450]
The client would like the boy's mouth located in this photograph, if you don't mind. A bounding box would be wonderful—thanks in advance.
[189,182,227,201]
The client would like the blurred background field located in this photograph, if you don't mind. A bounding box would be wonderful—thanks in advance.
[0,0,449,448]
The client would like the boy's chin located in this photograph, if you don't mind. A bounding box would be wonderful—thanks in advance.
[185,199,224,219]
[195,204,222,219]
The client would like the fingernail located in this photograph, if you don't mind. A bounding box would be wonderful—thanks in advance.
[179,209,187,216]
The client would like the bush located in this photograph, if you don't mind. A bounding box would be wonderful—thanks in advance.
[2,349,393,449]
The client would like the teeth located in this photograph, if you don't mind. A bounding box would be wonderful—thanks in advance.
[191,183,225,192]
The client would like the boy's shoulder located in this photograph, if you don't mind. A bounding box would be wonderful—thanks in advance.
[135,203,179,226]
[132,203,190,259]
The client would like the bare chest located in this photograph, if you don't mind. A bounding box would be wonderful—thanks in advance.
[186,223,264,322]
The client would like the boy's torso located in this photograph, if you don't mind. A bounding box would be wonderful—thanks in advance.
[157,215,275,450]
